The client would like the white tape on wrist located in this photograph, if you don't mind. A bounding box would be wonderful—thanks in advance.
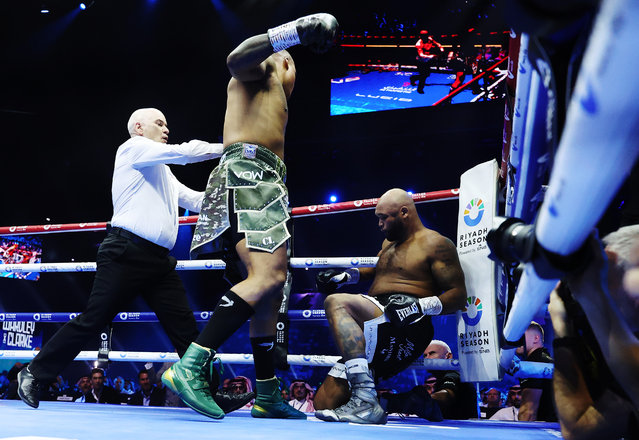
[267,21,301,52]
[329,268,360,286]
[327,362,347,380]
[344,268,360,284]
[418,296,443,315]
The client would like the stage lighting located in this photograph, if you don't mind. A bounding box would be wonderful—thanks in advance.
[329,195,338,203]
[79,3,86,10]
[40,4,50,13]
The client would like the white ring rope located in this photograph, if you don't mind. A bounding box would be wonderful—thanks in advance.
[0,257,379,274]
[0,350,551,378]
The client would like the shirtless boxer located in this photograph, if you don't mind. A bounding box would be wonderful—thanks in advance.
[313,188,467,424]
[161,14,339,420]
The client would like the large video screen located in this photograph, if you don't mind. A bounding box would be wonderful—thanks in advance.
[1,236,42,280]
[330,7,509,115]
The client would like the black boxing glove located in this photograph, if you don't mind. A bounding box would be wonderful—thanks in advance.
[385,294,443,327]
[316,268,360,295]
[267,13,339,54]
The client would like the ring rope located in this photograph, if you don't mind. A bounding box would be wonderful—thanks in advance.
[0,257,379,274]
[0,189,459,236]
[0,310,328,322]
[0,349,551,378]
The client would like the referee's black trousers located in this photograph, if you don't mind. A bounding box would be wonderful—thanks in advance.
[29,232,199,382]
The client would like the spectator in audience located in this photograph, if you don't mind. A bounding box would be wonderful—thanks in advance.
[506,384,522,408]
[281,388,290,402]
[516,322,556,421]
[41,375,68,401]
[478,387,488,408]
[112,375,133,402]
[480,388,502,419]
[84,368,121,404]
[4,363,25,400]
[73,375,92,402]
[227,376,254,409]
[549,227,639,439]
[0,370,9,398]
[490,384,522,421]
[380,340,477,420]
[123,378,135,394]
[423,375,437,395]
[213,374,256,412]
[156,362,183,407]
[288,380,315,412]
[128,369,166,406]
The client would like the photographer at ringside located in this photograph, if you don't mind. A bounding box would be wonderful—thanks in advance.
[549,226,639,440]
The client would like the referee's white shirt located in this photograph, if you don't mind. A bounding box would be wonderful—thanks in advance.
[110,135,222,249]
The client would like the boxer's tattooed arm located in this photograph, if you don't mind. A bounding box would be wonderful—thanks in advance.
[430,237,467,313]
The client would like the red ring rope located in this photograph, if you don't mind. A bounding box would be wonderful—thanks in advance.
[0,188,458,236]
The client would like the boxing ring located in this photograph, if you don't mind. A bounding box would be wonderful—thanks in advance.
[0,400,562,440]
[0,187,563,439]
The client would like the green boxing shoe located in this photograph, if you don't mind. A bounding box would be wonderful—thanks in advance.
[162,342,225,420]
[251,377,306,419]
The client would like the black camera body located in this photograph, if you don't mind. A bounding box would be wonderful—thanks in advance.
[486,216,592,279]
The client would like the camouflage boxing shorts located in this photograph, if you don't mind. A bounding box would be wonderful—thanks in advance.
[191,142,289,255]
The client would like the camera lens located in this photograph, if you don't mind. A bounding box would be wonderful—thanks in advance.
[486,217,536,264]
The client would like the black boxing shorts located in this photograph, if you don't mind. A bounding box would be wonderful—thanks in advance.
[327,293,434,381]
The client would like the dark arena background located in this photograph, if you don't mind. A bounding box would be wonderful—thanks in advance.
[0,0,633,438]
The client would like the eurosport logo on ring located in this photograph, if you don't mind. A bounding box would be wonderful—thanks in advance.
[243,354,252,360]
[205,261,213,269]
[350,258,360,266]
[302,310,312,319]
[200,312,210,320]
[69,313,78,320]
[461,296,483,326]
[305,259,314,267]
[0,314,5,321]
[33,313,41,321]
[463,198,485,227]
[160,353,167,359]
[119,312,128,321]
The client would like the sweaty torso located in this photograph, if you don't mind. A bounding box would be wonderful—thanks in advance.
[369,229,441,298]
[223,73,288,159]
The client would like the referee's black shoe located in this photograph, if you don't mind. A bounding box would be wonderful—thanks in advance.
[17,366,42,408]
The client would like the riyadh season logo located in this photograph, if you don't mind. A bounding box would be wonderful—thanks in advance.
[463,198,485,227]
[461,296,483,326]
